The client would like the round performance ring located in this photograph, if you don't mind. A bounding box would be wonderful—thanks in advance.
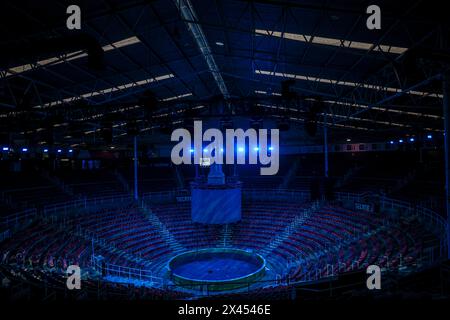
[168,248,266,291]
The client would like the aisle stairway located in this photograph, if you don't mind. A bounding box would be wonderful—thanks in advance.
[260,201,320,255]
[140,204,185,253]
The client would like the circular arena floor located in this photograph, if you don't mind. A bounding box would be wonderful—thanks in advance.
[168,248,266,291]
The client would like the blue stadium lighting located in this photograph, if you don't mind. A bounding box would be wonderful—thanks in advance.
[2,147,9,151]
[389,141,394,144]
[427,134,432,139]
[57,149,62,153]
[68,149,73,153]
[43,149,49,153]
[409,137,415,142]
[398,139,404,143]
[22,147,28,152]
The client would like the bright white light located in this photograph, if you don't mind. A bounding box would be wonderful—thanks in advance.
[254,147,259,151]
[427,135,432,139]
[215,41,224,46]
[409,138,415,142]
[43,149,49,153]
[268,147,274,151]
[2,147,9,151]
[238,147,244,152]
[399,139,404,143]
[69,149,73,153]
[22,147,28,152]
[57,149,62,153]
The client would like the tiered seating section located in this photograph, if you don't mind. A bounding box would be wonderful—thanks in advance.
[0,198,439,299]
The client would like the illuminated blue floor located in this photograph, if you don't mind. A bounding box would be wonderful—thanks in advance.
[172,256,260,281]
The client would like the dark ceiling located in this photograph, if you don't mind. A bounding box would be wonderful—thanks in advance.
[0,0,448,148]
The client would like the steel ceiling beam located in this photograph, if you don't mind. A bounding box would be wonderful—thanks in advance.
[174,0,230,99]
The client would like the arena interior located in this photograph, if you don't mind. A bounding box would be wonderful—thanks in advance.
[1,0,450,311]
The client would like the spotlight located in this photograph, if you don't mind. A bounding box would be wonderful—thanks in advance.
[346,138,351,142]
[253,147,259,151]
[2,147,9,151]
[409,137,415,142]
[268,146,274,151]
[427,134,432,139]
[389,141,394,144]
[21,147,28,152]
[43,149,49,153]
[57,149,62,153]
[190,149,194,153]
[68,149,73,153]
[203,148,208,152]
[238,147,244,152]
[398,139,404,143]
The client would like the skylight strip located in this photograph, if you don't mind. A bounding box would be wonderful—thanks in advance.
[161,93,193,102]
[4,36,140,77]
[254,90,442,119]
[255,69,443,98]
[258,103,410,128]
[34,73,174,108]
[255,29,407,54]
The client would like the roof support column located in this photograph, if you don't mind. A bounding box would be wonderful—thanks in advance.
[134,135,139,201]
[442,73,450,258]
[323,114,329,179]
